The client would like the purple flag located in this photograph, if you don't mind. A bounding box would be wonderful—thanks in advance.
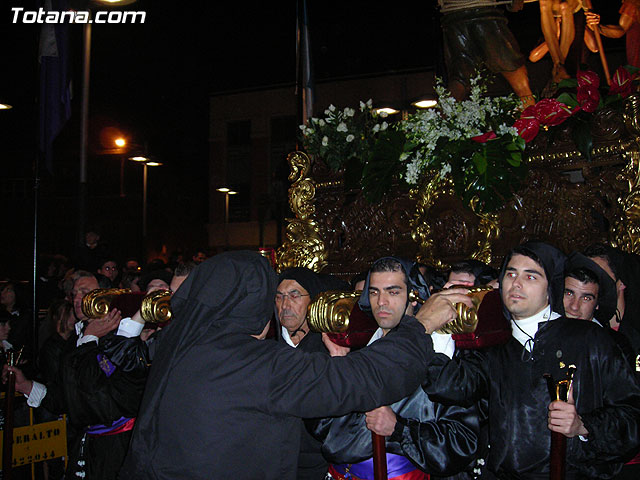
[38,0,72,174]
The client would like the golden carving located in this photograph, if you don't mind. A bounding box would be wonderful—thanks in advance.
[276,151,328,273]
[280,95,640,274]
[307,290,361,333]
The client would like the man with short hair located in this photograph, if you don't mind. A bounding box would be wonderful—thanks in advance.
[313,257,479,480]
[563,252,617,325]
[112,251,472,480]
[423,241,640,479]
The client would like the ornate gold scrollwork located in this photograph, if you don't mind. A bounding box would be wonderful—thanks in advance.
[411,170,454,269]
[469,197,500,266]
[276,151,328,272]
[612,94,640,254]
[410,171,497,268]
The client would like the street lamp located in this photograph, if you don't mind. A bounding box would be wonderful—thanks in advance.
[129,155,163,240]
[216,187,237,249]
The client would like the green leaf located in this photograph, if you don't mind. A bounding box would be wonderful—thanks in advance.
[361,130,406,203]
[556,92,579,108]
[473,152,487,174]
[571,119,594,161]
[557,78,578,89]
[507,151,521,167]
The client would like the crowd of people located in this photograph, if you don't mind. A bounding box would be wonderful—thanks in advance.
[1,237,639,480]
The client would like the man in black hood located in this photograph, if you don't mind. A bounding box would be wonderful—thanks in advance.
[275,267,349,480]
[117,251,471,480]
[422,240,640,479]
[310,256,479,480]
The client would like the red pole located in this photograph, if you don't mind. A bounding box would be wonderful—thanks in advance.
[372,432,387,480]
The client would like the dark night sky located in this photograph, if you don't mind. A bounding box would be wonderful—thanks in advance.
[0,0,625,276]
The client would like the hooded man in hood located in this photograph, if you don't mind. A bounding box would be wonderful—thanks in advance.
[310,256,479,480]
[422,241,640,479]
[116,251,471,480]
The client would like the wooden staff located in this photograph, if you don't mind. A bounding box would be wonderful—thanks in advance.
[543,373,565,480]
[582,0,611,85]
[372,432,387,480]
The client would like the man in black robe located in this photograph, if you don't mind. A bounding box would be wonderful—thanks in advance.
[275,267,349,479]
[311,257,479,480]
[421,241,640,479]
[5,273,147,480]
[117,251,471,480]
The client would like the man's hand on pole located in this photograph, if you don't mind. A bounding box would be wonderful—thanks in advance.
[414,288,472,334]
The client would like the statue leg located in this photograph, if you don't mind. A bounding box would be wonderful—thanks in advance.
[448,79,468,102]
[558,2,576,64]
[540,0,569,81]
[501,66,535,108]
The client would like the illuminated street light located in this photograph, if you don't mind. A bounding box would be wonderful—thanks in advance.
[412,99,438,109]
[217,187,237,249]
[0,103,12,110]
[114,137,126,147]
[374,107,399,115]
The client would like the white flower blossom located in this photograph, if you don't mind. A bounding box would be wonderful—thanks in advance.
[328,104,336,112]
[337,122,348,132]
[439,163,452,179]
[346,134,354,142]
[366,99,372,107]
[322,136,328,146]
[379,111,388,118]
[373,124,380,133]
[344,107,355,117]
[318,119,325,127]
[380,122,388,131]
[359,100,366,111]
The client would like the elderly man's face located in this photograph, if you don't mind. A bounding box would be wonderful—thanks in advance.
[501,254,549,320]
[563,276,599,321]
[72,276,100,321]
[275,279,311,334]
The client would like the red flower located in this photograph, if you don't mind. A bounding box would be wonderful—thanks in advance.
[577,84,600,113]
[471,131,497,143]
[533,98,571,126]
[610,66,634,97]
[577,70,600,89]
[513,117,539,143]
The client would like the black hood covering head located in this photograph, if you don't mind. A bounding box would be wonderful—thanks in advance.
[588,245,640,332]
[358,256,431,313]
[277,267,324,300]
[499,241,567,317]
[565,252,617,324]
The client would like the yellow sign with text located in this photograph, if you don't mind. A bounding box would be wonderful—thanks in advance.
[0,419,67,468]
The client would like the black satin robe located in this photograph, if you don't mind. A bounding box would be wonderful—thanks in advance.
[119,251,436,480]
[42,334,147,480]
[309,355,480,476]
[424,318,640,479]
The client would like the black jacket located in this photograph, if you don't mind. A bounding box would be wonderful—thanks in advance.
[424,318,640,479]
[309,325,479,476]
[119,251,437,480]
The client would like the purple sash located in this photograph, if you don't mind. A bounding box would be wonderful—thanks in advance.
[333,453,416,479]
[86,416,133,435]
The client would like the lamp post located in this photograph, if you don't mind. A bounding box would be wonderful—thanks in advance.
[114,137,126,197]
[216,187,237,249]
[78,0,137,245]
[129,155,162,242]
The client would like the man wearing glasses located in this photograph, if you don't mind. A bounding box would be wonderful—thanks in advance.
[276,267,324,348]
